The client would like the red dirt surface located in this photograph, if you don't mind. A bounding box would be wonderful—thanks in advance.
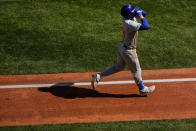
[0,68,196,126]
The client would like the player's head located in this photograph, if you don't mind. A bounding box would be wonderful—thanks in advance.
[121,4,135,19]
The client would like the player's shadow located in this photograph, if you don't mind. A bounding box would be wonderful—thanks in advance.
[38,82,141,99]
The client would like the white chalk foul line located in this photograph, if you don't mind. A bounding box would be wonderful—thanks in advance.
[0,78,196,89]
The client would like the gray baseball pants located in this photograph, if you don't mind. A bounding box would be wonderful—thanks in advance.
[99,43,142,84]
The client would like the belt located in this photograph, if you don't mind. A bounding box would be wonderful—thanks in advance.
[123,45,135,50]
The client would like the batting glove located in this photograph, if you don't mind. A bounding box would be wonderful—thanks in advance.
[136,10,143,17]
[134,7,141,12]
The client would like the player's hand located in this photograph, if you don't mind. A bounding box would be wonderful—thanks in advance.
[134,7,147,18]
[136,10,143,17]
[134,7,141,12]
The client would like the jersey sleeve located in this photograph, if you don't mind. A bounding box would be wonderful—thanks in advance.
[123,19,141,31]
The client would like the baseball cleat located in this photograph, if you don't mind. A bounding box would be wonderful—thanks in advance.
[91,74,100,90]
[140,85,155,97]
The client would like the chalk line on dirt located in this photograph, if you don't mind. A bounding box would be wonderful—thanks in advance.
[0,78,196,89]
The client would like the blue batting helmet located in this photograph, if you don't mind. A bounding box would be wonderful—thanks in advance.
[121,4,135,19]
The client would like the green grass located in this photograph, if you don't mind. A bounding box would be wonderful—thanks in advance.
[0,0,195,75]
[1,119,196,131]
[0,0,196,129]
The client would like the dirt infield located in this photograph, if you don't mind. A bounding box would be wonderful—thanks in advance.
[0,68,196,126]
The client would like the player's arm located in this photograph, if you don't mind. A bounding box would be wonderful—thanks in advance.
[123,19,141,31]
[123,15,149,31]
[137,11,150,30]
[139,16,150,30]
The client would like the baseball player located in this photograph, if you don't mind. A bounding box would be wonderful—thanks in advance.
[91,4,155,97]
